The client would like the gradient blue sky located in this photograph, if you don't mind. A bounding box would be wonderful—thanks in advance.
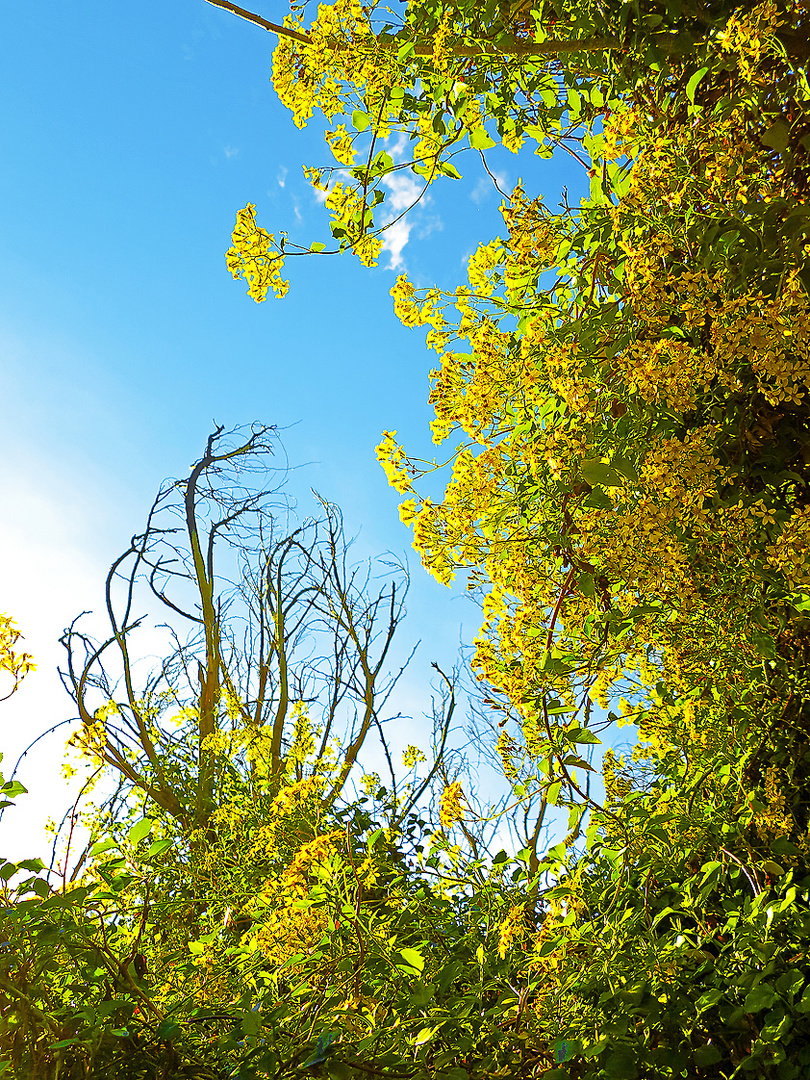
[0,1,584,859]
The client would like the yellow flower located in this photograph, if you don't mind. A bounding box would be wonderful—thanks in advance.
[439,781,465,828]
[226,204,289,301]
[497,903,526,959]
[375,430,414,493]
[402,745,427,768]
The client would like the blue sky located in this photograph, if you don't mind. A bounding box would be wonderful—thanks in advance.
[0,0,583,860]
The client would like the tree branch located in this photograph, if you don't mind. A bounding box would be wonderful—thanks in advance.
[203,0,310,44]
[202,0,620,57]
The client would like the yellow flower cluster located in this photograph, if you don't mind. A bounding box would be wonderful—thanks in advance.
[768,507,810,588]
[280,830,344,895]
[718,0,784,81]
[602,748,631,807]
[389,274,447,331]
[431,8,455,74]
[467,239,504,297]
[271,0,376,130]
[754,766,793,843]
[402,744,426,768]
[495,729,519,782]
[325,123,356,165]
[249,825,345,964]
[287,701,316,771]
[324,181,383,266]
[497,903,526,959]
[439,780,465,828]
[226,204,289,302]
[600,105,643,164]
[413,107,446,176]
[376,21,810,796]
[0,614,34,698]
[411,498,457,586]
[619,337,719,413]
[267,774,325,822]
[375,430,413,493]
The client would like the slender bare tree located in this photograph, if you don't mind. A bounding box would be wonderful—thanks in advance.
[60,424,445,833]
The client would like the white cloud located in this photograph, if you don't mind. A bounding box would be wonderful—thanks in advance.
[380,135,432,271]
[224,145,240,160]
[381,217,413,271]
[471,170,509,205]
[277,165,288,189]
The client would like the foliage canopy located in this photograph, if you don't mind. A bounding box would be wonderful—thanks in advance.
[5,0,810,1076]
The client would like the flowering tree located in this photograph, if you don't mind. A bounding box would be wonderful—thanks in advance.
[220,0,810,1074]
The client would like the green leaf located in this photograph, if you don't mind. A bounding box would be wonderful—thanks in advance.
[583,486,612,509]
[241,1008,261,1037]
[603,1046,637,1078]
[566,726,601,745]
[771,837,801,856]
[436,160,462,180]
[744,984,776,1013]
[1,781,27,797]
[553,1038,580,1063]
[577,573,595,597]
[409,981,436,1007]
[310,242,326,252]
[686,66,709,104]
[146,838,173,858]
[581,460,623,487]
[352,110,370,132]
[775,969,804,999]
[581,1037,609,1059]
[17,858,45,872]
[399,947,425,972]
[562,754,594,771]
[157,1019,180,1040]
[752,631,776,659]
[611,456,638,482]
[693,1044,722,1067]
[127,818,153,845]
[301,1032,339,1067]
[761,121,790,153]
[696,988,724,1011]
[541,651,573,675]
[469,127,496,150]
[90,838,119,857]
[699,860,722,884]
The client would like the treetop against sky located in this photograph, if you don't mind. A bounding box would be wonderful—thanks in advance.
[0,0,582,859]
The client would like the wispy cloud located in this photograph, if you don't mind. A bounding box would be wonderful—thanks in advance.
[379,135,434,271]
[277,165,288,189]
[224,145,240,160]
[471,170,509,205]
